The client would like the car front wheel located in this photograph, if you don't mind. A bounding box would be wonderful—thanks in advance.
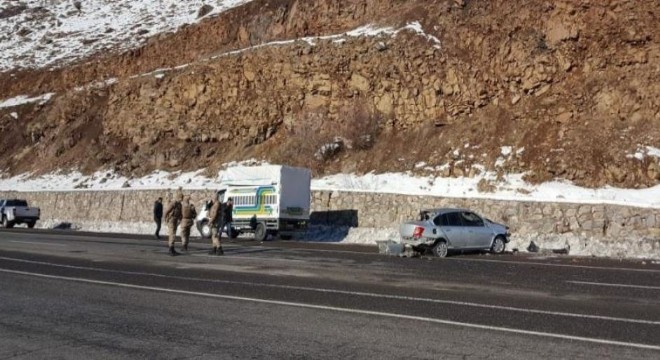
[491,236,506,254]
[433,240,448,258]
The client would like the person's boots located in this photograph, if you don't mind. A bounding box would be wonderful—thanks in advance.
[182,244,188,252]
[208,247,217,255]
[169,246,179,256]
[217,246,224,255]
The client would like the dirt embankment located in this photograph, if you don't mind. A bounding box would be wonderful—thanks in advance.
[0,0,658,188]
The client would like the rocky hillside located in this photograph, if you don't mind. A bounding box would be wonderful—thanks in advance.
[0,0,658,189]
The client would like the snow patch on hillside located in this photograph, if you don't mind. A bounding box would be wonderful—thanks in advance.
[0,93,54,108]
[0,0,253,71]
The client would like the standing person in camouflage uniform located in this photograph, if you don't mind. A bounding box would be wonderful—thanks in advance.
[164,192,184,256]
[180,196,197,252]
[207,197,224,255]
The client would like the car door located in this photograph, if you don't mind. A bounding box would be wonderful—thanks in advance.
[436,212,468,248]
[460,211,492,248]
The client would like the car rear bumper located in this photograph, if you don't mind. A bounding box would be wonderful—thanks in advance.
[14,217,39,222]
[400,237,434,246]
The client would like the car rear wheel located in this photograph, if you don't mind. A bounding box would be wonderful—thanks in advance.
[433,240,448,258]
[491,236,506,254]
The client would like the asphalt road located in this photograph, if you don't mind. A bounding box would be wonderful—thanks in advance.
[0,228,659,359]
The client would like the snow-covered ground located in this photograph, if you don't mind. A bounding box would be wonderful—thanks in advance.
[0,0,253,71]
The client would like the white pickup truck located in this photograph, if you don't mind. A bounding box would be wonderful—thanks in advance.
[0,199,40,228]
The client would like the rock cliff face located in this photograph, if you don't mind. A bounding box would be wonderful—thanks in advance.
[1,0,659,188]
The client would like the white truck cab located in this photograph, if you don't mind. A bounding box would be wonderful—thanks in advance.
[195,165,311,241]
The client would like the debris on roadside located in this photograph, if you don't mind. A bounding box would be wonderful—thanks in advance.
[377,240,403,256]
[527,240,570,255]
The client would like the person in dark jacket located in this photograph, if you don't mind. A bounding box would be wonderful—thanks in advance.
[219,197,234,240]
[153,197,163,239]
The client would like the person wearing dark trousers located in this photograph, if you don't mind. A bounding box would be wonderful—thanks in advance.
[219,197,234,240]
[153,197,163,239]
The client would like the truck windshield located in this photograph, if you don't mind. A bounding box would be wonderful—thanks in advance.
[6,200,28,206]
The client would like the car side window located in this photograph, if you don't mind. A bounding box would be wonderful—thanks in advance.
[442,212,462,226]
[461,212,484,227]
[433,215,444,226]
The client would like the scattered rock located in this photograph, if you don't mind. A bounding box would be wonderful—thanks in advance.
[197,4,214,18]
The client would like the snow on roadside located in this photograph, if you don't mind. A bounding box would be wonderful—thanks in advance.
[313,172,660,209]
[1,164,659,208]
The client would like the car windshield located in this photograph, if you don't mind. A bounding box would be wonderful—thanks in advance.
[6,200,28,206]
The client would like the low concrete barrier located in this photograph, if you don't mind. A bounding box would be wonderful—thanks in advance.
[1,189,658,258]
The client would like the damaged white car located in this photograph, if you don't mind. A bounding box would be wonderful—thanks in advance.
[399,208,510,257]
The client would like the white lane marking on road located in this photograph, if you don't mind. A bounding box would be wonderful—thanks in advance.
[9,240,67,247]
[568,281,660,291]
[1,268,659,351]
[1,256,658,326]
[451,258,660,273]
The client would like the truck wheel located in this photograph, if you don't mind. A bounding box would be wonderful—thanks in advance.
[254,222,267,242]
[27,222,36,229]
[229,227,239,239]
[199,220,212,238]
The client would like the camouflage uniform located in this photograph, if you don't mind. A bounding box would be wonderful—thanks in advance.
[164,193,183,255]
[207,199,224,255]
[180,197,197,251]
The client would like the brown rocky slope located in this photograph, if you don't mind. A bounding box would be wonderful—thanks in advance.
[0,0,658,189]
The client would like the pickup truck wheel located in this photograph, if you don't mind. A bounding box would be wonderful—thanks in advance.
[433,240,448,258]
[254,222,267,242]
[3,217,14,229]
[491,236,506,254]
[27,222,36,229]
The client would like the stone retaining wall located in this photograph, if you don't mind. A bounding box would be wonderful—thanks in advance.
[1,189,658,240]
